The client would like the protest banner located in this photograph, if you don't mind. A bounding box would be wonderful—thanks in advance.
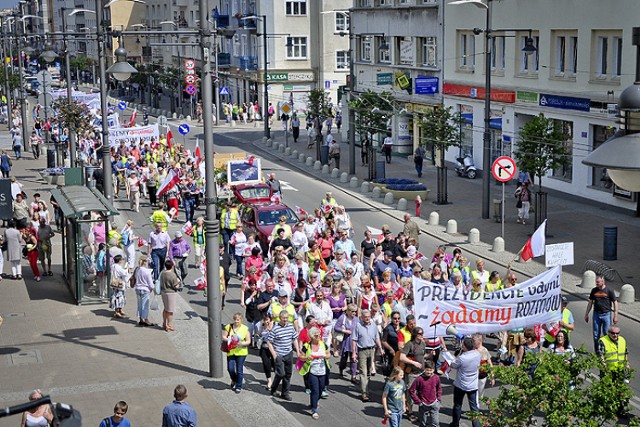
[413,265,562,336]
[108,124,160,147]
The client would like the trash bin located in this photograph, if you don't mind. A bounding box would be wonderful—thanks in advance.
[603,225,618,261]
[46,146,56,168]
[320,145,329,166]
[376,159,386,180]
[493,199,503,223]
[85,166,97,188]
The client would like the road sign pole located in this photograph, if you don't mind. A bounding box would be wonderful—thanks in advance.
[501,182,505,238]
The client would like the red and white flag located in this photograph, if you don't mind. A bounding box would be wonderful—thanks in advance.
[166,129,174,149]
[295,206,307,217]
[414,252,426,261]
[520,220,547,262]
[270,194,281,204]
[246,155,256,166]
[156,169,180,197]
[182,221,194,236]
[128,108,137,127]
[194,138,202,165]
[137,236,147,247]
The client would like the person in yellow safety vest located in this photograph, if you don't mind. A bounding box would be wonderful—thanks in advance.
[108,223,122,248]
[451,257,471,286]
[297,327,331,419]
[471,258,489,290]
[222,312,251,393]
[397,314,416,351]
[319,191,337,218]
[269,289,299,330]
[599,326,629,373]
[150,201,171,232]
[542,296,575,346]
[220,203,240,250]
[485,270,503,293]
[270,215,292,239]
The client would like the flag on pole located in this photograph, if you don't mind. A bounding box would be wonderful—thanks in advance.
[295,206,307,217]
[156,169,180,197]
[166,129,174,149]
[520,220,547,262]
[194,138,202,166]
[128,108,137,127]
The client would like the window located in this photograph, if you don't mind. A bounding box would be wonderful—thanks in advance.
[491,36,505,73]
[286,36,307,59]
[376,0,393,5]
[518,33,539,77]
[359,37,372,62]
[552,31,578,79]
[591,125,617,190]
[357,0,372,6]
[285,1,306,15]
[336,51,350,70]
[378,36,391,63]
[458,31,475,71]
[419,37,437,67]
[335,14,350,32]
[551,119,573,181]
[592,30,623,82]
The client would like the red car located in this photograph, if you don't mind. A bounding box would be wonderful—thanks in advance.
[233,183,273,204]
[239,202,299,253]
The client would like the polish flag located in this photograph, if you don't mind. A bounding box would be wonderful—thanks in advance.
[270,194,281,204]
[415,252,426,261]
[295,206,307,217]
[156,169,180,197]
[167,129,174,149]
[194,138,202,166]
[128,108,137,127]
[520,220,547,262]
[246,155,256,166]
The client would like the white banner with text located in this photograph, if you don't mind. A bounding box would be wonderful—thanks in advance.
[108,124,160,147]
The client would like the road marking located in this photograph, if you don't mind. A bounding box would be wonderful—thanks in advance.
[280,180,298,191]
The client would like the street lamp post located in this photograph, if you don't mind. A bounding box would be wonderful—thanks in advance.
[41,45,57,166]
[61,9,77,167]
[261,15,269,141]
[1,18,13,131]
[13,14,29,146]
[96,0,112,201]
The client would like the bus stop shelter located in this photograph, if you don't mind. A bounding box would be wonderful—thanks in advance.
[50,186,119,305]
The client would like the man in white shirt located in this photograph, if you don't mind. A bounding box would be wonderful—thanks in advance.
[450,337,481,427]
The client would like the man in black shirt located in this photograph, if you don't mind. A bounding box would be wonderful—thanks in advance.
[257,281,277,316]
[584,275,618,355]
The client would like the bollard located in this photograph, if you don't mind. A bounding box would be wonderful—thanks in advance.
[292,149,298,158]
[361,182,371,193]
[307,157,315,166]
[172,112,178,119]
[314,160,322,170]
[267,138,272,146]
[331,168,340,178]
[266,139,272,147]
[580,270,596,288]
[372,186,382,198]
[285,147,291,156]
[468,228,480,243]
[397,198,407,211]
[415,195,422,218]
[299,153,306,163]
[262,136,268,143]
[350,177,359,188]
[383,192,394,205]
[619,284,635,303]
[186,115,192,121]
[428,211,439,226]
[322,164,330,175]
[340,172,349,183]
[492,237,505,253]
[446,219,458,234]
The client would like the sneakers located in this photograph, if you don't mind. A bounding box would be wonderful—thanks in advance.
[281,394,292,401]
[234,388,242,394]
[306,389,311,395]
[498,346,507,356]
[321,390,329,399]
[311,411,319,420]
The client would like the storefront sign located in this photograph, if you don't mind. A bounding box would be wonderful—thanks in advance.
[539,93,590,112]
[443,83,515,103]
[267,73,288,82]
[490,110,502,130]
[267,72,313,82]
[377,73,393,86]
[516,90,539,104]
[415,76,439,95]
[0,179,11,220]
[406,103,434,115]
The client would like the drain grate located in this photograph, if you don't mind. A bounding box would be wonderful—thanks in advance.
[6,350,42,366]
[5,312,26,317]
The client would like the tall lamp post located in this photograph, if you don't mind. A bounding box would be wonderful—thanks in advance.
[61,9,77,167]
[260,15,269,140]
[13,14,29,145]
[1,17,13,131]
[40,45,58,165]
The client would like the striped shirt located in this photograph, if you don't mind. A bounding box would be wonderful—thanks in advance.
[267,322,298,356]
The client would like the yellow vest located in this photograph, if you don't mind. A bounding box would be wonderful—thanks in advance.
[471,270,489,284]
[600,335,627,371]
[544,308,573,343]
[222,208,239,230]
[270,302,296,322]
[151,209,169,231]
[486,279,502,293]
[399,326,411,343]
[108,230,122,247]
[298,340,330,376]
[226,323,249,357]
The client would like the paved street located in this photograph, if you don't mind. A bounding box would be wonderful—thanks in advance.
[1,113,639,426]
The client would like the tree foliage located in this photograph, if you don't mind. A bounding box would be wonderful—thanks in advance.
[52,97,92,135]
[419,106,464,167]
[475,348,638,427]
[0,71,20,91]
[348,90,395,140]
[306,88,331,119]
[69,57,94,72]
[513,113,570,191]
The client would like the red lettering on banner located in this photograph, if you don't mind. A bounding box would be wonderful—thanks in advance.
[443,83,516,103]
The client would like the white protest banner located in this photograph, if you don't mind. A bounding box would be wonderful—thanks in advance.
[413,265,562,336]
[108,124,159,147]
[545,242,574,267]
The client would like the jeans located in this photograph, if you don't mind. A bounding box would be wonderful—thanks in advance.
[388,412,402,427]
[184,199,195,224]
[309,372,326,411]
[592,312,612,355]
[234,254,244,276]
[451,386,480,427]
[270,351,293,396]
[227,355,247,390]
[13,144,21,159]
[151,248,167,280]
[415,159,424,177]
[419,400,440,427]
[136,290,150,320]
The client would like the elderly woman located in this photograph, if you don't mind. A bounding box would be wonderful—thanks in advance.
[298,326,331,420]
[223,312,251,393]
[160,259,181,331]
[110,254,129,318]
[335,303,359,383]
[133,256,155,327]
[20,389,53,427]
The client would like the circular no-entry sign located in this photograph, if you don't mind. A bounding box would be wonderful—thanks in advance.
[184,59,195,70]
[185,74,196,84]
[492,156,517,183]
[185,84,197,96]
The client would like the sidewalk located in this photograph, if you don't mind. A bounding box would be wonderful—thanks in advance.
[254,128,640,321]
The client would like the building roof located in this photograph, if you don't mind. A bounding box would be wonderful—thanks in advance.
[50,186,119,220]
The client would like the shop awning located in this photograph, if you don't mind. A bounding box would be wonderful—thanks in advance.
[50,186,119,220]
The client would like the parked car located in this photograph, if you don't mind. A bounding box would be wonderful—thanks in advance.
[233,182,273,205]
[239,202,298,254]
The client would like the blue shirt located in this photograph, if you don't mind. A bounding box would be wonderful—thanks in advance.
[99,417,131,427]
[334,239,356,258]
[162,401,197,427]
[352,320,379,349]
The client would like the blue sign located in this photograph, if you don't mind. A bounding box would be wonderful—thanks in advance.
[118,101,126,110]
[415,76,439,95]
[324,80,330,89]
[539,93,590,112]
[178,124,190,135]
[220,87,229,95]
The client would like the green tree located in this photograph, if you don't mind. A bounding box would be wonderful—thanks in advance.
[0,72,20,91]
[513,113,570,192]
[69,57,93,72]
[419,106,464,203]
[52,97,91,135]
[475,348,638,427]
[306,88,331,119]
[348,90,394,141]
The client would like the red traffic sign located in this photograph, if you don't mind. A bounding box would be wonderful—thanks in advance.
[184,74,196,84]
[185,84,197,96]
[492,156,517,182]
[183,59,195,70]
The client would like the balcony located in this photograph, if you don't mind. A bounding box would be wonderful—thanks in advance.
[237,17,257,29]
[217,52,231,67]
[239,55,258,71]
[175,0,188,6]
[215,15,230,28]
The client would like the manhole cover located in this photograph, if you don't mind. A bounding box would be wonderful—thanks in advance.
[6,350,42,366]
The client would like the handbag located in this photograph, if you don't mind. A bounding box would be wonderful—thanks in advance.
[220,324,231,353]
[129,269,137,288]
[516,199,523,209]
[150,294,159,311]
